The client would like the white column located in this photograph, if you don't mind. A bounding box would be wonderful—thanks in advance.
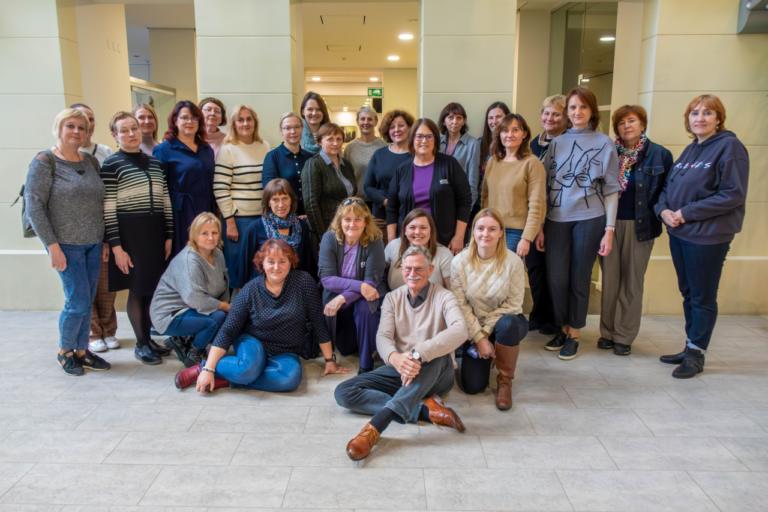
[418,0,516,138]
[608,1,643,132]
[513,8,551,129]
[0,0,83,309]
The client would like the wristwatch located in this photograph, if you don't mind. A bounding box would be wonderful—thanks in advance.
[411,349,422,362]
[325,354,337,363]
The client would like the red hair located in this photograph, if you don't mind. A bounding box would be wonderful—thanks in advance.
[253,239,299,274]
[163,100,208,145]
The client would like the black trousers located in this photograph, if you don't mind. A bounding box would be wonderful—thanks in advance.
[545,216,605,329]
[460,314,528,395]
[525,241,555,327]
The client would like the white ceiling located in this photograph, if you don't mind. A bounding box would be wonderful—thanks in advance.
[323,95,372,112]
[301,2,419,70]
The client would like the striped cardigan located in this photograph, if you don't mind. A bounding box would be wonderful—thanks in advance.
[214,140,271,218]
[101,150,173,248]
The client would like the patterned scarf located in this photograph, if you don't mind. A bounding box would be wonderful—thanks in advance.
[615,132,647,196]
[262,212,302,249]
[301,119,321,154]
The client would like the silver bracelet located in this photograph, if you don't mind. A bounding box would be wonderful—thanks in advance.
[201,367,215,374]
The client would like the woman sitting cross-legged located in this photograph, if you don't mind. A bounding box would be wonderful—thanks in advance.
[235,178,315,286]
[319,198,387,374]
[451,208,528,410]
[174,239,351,392]
[150,213,230,367]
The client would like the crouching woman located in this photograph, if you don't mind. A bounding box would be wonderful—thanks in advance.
[174,238,351,392]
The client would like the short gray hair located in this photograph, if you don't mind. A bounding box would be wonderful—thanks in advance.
[402,245,432,267]
[357,106,378,123]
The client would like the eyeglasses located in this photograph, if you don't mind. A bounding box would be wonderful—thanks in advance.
[178,116,199,123]
[281,125,303,132]
[414,134,434,142]
[202,108,222,116]
[342,198,367,208]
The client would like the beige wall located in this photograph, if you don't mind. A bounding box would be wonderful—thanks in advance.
[75,4,132,148]
[0,0,84,309]
[639,0,768,314]
[149,28,199,105]
[383,68,417,117]
[419,0,516,138]
[513,9,550,131]
[195,0,302,148]
[609,1,643,135]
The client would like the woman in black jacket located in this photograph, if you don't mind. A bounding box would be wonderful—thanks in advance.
[386,118,472,255]
[598,105,673,357]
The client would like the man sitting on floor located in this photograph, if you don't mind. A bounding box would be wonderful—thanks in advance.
[334,245,468,461]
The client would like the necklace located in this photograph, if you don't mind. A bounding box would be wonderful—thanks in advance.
[54,145,83,163]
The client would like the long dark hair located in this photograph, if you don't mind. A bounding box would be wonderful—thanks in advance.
[480,102,511,165]
[396,208,438,268]
[163,100,208,145]
[300,91,330,128]
[490,113,532,161]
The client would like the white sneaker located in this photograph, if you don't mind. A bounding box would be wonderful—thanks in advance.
[104,336,121,349]
[89,339,107,352]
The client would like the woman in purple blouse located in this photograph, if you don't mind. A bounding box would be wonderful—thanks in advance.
[318,198,386,373]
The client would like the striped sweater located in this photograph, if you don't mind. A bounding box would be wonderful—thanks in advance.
[101,150,173,248]
[214,140,271,218]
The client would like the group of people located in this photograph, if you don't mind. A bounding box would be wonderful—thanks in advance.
[24,87,749,461]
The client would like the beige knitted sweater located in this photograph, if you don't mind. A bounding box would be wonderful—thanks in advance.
[450,248,526,342]
[376,283,468,365]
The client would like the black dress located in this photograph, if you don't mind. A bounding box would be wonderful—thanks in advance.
[102,150,173,295]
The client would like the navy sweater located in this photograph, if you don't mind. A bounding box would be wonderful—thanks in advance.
[362,146,413,219]
[655,131,749,245]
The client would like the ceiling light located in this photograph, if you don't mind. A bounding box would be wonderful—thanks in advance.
[343,107,348,111]
[370,77,378,81]
[399,33,413,40]
[581,78,590,82]
[600,36,615,41]
[387,55,400,61]
[312,77,321,81]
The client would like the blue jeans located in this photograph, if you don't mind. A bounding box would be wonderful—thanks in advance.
[505,228,524,253]
[669,235,730,351]
[334,353,454,423]
[162,309,227,349]
[223,215,259,289]
[205,334,302,392]
[55,243,102,351]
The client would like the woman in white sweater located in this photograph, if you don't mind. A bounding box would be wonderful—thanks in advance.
[214,104,271,288]
[451,208,528,410]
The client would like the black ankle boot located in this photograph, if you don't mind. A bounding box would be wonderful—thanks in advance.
[183,347,206,368]
[660,347,687,365]
[672,347,705,379]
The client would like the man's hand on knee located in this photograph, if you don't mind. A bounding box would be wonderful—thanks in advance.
[390,352,421,386]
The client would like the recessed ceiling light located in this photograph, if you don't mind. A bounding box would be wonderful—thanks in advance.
[312,77,321,81]
[370,77,378,81]
[581,78,590,82]
[343,107,348,111]
[600,36,615,41]
[387,55,400,61]
[399,33,413,40]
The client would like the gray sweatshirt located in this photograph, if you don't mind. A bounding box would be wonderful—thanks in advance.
[24,153,105,247]
[150,246,230,334]
[543,127,621,223]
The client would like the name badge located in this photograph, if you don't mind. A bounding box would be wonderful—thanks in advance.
[440,179,449,185]
[361,262,366,268]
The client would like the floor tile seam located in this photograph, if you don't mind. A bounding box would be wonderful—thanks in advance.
[279,466,294,508]
[185,403,208,433]
[715,436,760,472]
[97,430,132,465]
[593,435,621,470]
[552,468,577,512]
[685,470,725,512]
[225,433,246,466]
[134,463,169,507]
[0,461,37,502]
[519,406,540,435]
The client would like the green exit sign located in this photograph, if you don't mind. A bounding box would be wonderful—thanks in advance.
[368,88,383,97]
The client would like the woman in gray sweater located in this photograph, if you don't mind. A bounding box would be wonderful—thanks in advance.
[25,108,110,376]
[150,213,231,367]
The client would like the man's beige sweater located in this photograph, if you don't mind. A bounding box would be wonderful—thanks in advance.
[377,283,468,365]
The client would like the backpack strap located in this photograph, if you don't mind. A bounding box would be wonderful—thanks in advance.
[38,150,57,177]
[82,152,99,171]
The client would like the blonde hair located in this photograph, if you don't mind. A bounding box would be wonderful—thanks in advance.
[224,104,262,145]
[329,198,382,247]
[52,108,90,139]
[540,94,566,114]
[279,111,302,128]
[131,103,159,142]
[466,208,508,274]
[187,212,224,251]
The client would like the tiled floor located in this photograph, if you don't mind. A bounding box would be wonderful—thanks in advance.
[1,312,768,511]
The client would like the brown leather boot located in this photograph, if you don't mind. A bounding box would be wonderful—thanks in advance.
[346,423,381,461]
[174,366,228,391]
[494,343,519,411]
[424,395,466,432]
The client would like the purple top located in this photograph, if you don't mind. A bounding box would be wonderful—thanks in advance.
[320,241,376,304]
[412,162,434,214]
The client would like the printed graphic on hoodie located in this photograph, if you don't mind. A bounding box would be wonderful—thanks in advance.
[547,140,610,211]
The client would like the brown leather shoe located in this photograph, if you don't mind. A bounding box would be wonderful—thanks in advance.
[346,422,381,461]
[494,343,519,411]
[174,366,228,391]
[423,395,466,432]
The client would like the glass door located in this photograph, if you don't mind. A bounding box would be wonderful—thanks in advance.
[129,78,176,131]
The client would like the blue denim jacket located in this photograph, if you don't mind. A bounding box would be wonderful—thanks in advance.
[631,140,674,241]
